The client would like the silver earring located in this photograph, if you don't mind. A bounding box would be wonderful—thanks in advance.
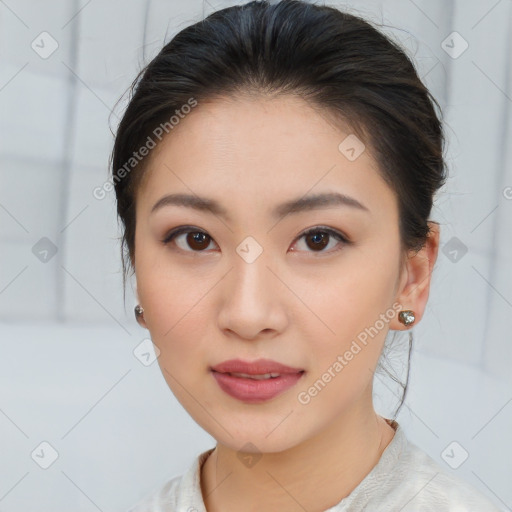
[398,310,415,326]
[134,304,144,323]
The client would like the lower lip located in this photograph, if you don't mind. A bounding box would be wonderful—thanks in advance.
[211,371,304,403]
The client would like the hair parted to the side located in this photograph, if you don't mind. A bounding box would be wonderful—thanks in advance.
[109,0,448,418]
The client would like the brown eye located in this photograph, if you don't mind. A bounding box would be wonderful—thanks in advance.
[292,227,349,254]
[304,231,329,251]
[162,227,216,252]
[163,225,350,255]
[185,232,211,251]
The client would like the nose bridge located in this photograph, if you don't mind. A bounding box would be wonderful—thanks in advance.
[217,235,287,337]
[230,237,275,303]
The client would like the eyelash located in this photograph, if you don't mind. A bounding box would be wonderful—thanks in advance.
[161,225,351,255]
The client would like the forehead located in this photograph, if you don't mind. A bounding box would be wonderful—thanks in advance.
[152,94,358,164]
[135,94,395,220]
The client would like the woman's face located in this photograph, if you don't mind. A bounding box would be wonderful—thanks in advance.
[134,95,411,452]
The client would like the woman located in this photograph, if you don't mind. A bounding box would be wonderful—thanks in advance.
[111,1,502,510]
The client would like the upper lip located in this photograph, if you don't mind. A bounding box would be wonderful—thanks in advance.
[211,358,304,375]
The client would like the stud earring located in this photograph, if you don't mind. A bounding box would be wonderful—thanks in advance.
[398,310,415,327]
[134,304,145,324]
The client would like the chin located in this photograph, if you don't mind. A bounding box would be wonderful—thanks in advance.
[202,419,308,454]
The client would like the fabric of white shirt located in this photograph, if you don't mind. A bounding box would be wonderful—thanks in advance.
[127,420,503,511]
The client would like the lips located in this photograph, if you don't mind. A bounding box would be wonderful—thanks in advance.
[210,359,305,403]
[210,358,304,376]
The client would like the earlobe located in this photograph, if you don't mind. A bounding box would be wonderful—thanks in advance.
[391,221,440,330]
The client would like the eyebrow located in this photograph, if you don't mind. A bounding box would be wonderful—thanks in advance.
[150,192,370,221]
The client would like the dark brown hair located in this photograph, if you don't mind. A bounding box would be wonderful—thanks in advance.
[110,0,447,417]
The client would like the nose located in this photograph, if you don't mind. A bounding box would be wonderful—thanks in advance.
[216,250,289,341]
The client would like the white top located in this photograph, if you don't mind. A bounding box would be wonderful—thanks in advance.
[128,420,502,511]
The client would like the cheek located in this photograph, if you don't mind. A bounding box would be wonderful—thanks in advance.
[300,247,399,368]
[135,262,219,395]
[135,245,209,334]
[141,284,207,360]
[142,281,209,406]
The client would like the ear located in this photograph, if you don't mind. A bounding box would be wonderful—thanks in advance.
[390,221,440,330]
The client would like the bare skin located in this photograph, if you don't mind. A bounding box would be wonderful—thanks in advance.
[133,94,440,511]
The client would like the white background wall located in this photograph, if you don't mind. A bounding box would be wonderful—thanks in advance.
[0,0,511,510]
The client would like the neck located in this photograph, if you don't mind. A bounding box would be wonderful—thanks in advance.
[200,403,396,512]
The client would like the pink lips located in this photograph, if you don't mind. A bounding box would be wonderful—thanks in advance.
[211,358,304,375]
[210,358,305,403]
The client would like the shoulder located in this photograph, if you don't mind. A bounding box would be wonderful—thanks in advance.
[126,448,214,512]
[385,434,503,511]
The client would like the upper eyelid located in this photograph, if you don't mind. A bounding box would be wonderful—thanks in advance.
[163,225,347,240]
